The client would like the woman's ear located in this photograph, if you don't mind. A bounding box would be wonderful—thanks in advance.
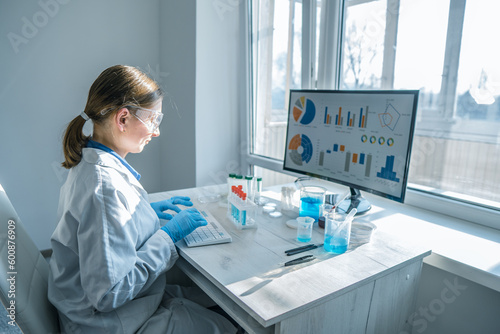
[115,108,130,132]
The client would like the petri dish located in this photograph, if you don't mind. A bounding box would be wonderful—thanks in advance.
[263,205,275,213]
[198,194,221,203]
[286,219,298,229]
[351,221,376,237]
[350,220,376,245]
[269,211,282,218]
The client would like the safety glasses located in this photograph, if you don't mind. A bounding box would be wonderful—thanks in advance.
[130,107,163,134]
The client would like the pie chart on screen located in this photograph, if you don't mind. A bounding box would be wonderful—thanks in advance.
[288,134,313,165]
[293,97,316,125]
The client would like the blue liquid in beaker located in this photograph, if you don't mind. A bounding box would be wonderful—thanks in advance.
[297,235,312,243]
[324,236,348,254]
[299,196,323,221]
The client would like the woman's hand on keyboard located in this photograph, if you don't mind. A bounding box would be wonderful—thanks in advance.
[150,196,193,220]
[161,208,208,243]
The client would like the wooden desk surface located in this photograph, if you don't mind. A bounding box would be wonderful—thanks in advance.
[150,185,431,330]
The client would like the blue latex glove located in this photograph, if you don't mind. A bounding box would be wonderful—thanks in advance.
[150,196,193,220]
[161,208,208,243]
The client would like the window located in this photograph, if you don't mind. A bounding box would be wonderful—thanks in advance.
[251,0,304,160]
[248,0,500,223]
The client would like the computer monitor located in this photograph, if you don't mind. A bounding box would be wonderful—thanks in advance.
[283,89,419,214]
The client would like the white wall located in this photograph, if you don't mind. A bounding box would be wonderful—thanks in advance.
[159,0,197,191]
[195,0,243,187]
[0,0,163,249]
[0,0,241,249]
[159,0,243,190]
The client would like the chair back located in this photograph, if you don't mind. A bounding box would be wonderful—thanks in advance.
[0,184,60,333]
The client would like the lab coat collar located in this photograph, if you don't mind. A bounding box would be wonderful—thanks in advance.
[81,149,143,189]
[86,139,141,181]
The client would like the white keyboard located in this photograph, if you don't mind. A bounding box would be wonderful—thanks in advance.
[184,208,232,247]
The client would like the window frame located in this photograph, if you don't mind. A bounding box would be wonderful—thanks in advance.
[244,0,500,230]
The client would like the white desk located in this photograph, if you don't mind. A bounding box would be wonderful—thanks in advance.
[150,185,431,334]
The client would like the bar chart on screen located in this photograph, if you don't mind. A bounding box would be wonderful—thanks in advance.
[377,155,400,182]
[325,105,370,128]
[318,142,373,178]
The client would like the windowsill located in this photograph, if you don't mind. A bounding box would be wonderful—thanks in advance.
[264,182,500,292]
[370,195,500,293]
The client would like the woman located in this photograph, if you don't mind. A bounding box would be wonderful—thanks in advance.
[48,65,237,334]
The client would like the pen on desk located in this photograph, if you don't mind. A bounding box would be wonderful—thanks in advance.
[285,244,315,253]
[285,244,322,256]
[284,255,315,266]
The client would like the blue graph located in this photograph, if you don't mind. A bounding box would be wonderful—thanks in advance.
[376,155,400,182]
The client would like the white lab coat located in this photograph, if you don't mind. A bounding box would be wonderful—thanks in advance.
[48,148,236,334]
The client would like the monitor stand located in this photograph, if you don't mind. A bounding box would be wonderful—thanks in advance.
[337,187,371,215]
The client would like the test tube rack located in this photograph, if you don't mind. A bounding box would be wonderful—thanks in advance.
[228,186,257,229]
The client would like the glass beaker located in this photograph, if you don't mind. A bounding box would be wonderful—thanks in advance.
[299,186,326,221]
[324,210,352,254]
[296,216,315,242]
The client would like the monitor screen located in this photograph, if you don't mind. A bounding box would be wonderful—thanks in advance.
[283,89,419,212]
